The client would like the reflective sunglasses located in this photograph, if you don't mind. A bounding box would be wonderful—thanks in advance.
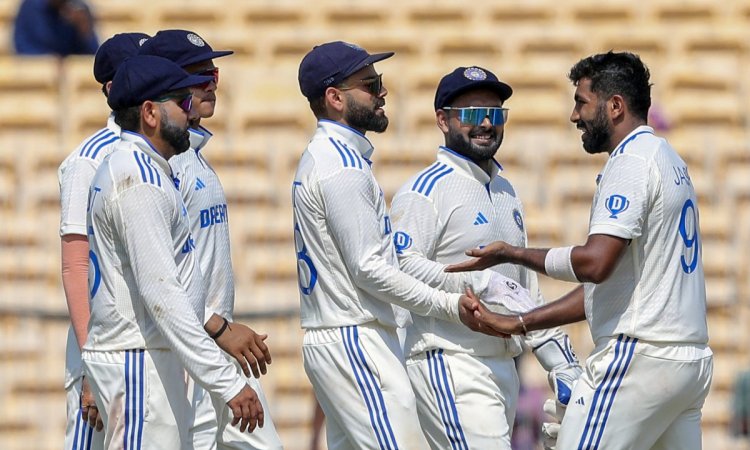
[153,92,193,113]
[442,107,509,126]
[338,73,383,96]
[195,67,219,88]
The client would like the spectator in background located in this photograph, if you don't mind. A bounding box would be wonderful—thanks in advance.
[13,0,98,56]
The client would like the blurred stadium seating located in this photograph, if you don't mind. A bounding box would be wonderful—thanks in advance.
[1,0,750,448]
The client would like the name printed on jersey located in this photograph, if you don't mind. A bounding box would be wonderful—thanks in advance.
[200,204,228,228]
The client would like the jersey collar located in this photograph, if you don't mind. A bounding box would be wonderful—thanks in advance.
[611,125,655,156]
[106,113,121,134]
[121,131,173,177]
[188,125,213,152]
[437,146,502,184]
[317,119,375,160]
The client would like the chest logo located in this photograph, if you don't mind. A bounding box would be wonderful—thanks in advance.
[195,178,207,190]
[473,212,489,225]
[393,231,413,254]
[605,194,630,219]
[512,209,524,231]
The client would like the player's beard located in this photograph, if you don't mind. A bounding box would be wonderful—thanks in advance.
[344,95,388,133]
[160,113,191,155]
[578,101,611,154]
[445,125,503,162]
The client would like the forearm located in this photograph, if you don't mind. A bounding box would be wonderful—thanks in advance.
[399,254,492,295]
[506,245,549,274]
[61,235,90,349]
[522,285,586,332]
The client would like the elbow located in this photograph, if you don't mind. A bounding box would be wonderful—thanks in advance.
[575,264,614,284]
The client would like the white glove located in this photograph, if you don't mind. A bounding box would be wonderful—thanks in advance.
[542,398,562,450]
[480,272,537,314]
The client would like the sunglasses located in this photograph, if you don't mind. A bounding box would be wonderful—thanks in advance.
[338,73,383,96]
[195,67,219,89]
[153,92,193,113]
[442,107,509,126]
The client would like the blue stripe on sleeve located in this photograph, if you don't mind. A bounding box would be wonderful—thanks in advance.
[134,151,147,183]
[412,163,442,192]
[79,129,110,156]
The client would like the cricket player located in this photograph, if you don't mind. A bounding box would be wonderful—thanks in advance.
[390,66,582,449]
[139,29,282,449]
[82,55,263,450]
[58,32,149,450]
[448,52,713,450]
[293,41,507,450]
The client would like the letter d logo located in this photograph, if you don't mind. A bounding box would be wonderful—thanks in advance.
[605,194,630,219]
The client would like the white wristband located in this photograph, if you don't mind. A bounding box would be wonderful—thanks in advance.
[544,246,579,282]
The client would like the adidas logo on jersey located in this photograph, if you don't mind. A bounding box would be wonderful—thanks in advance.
[575,397,585,406]
[473,212,488,225]
[195,178,206,190]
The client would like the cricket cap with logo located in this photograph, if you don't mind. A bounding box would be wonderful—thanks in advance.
[107,55,214,110]
[434,66,513,110]
[298,41,394,100]
[93,32,151,84]
[138,29,233,67]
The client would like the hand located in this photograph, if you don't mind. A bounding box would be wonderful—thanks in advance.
[227,385,264,433]
[541,398,562,450]
[215,322,272,378]
[472,305,526,336]
[80,376,103,432]
[458,287,511,338]
[444,241,515,273]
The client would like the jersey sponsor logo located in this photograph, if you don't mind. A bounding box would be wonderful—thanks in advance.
[473,212,488,225]
[329,138,364,170]
[605,194,629,219]
[200,203,228,228]
[181,235,196,254]
[411,162,454,196]
[513,209,524,231]
[393,231,412,254]
[195,178,207,190]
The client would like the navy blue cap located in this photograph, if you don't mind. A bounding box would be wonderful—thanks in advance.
[138,29,233,67]
[434,66,513,110]
[93,32,150,84]
[298,41,394,100]
[107,55,214,110]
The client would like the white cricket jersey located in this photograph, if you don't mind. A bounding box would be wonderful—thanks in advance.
[170,126,234,321]
[59,114,121,237]
[391,147,568,357]
[586,125,709,345]
[58,114,122,388]
[85,131,244,403]
[292,120,461,330]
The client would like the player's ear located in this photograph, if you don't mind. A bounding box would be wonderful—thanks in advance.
[324,87,345,115]
[141,101,159,129]
[436,109,450,133]
[609,94,626,121]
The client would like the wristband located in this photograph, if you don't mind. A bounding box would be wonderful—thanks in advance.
[544,246,579,283]
[518,314,529,335]
[210,317,229,339]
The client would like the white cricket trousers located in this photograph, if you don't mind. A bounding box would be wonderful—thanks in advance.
[557,334,713,450]
[82,349,191,450]
[406,350,519,450]
[303,322,431,450]
[189,354,283,449]
[65,328,105,450]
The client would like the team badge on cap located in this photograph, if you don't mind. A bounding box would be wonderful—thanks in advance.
[138,38,148,46]
[464,67,487,81]
[187,33,205,47]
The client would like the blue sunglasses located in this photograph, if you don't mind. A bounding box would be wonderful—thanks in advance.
[443,107,509,126]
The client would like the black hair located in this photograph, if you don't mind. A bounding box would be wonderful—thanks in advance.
[113,105,141,132]
[308,95,328,119]
[568,51,652,121]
